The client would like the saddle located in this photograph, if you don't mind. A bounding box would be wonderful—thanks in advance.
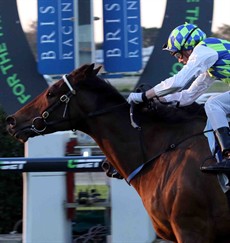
[134,84,206,122]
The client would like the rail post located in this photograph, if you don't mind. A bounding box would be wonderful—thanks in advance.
[23,132,72,243]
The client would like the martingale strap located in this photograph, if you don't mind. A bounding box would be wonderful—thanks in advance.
[126,129,213,185]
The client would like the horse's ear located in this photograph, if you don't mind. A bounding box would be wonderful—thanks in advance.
[85,63,101,77]
[85,63,95,76]
[93,66,102,76]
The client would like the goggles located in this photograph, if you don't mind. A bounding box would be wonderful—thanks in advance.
[170,51,183,59]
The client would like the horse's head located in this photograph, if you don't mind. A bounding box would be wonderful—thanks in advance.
[6,63,103,142]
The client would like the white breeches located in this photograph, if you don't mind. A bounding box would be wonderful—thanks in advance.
[204,91,230,131]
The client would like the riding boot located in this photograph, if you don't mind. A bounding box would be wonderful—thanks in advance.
[201,127,230,173]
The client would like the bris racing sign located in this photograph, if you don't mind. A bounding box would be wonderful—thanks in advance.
[37,0,76,74]
[103,0,142,72]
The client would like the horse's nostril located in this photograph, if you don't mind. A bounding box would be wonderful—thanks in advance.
[6,116,16,127]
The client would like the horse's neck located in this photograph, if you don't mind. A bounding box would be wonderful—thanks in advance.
[84,109,207,180]
[86,111,148,177]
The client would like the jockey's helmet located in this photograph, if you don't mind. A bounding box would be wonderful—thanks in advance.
[163,23,206,53]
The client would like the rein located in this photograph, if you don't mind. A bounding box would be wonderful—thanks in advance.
[88,102,128,117]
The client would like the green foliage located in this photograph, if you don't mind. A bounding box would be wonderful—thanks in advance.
[0,172,23,233]
[142,27,159,47]
[212,24,230,41]
[0,107,24,233]
[76,185,109,201]
[0,107,24,157]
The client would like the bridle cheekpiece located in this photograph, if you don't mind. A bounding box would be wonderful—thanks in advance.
[31,74,77,134]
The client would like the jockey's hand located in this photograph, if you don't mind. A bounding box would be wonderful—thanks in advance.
[127,92,145,104]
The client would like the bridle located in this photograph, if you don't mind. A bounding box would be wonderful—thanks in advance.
[29,75,128,135]
[30,75,77,134]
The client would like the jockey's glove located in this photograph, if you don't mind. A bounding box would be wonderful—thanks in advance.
[127,92,148,104]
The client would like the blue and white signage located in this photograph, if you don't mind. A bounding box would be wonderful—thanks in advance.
[103,0,142,72]
[37,0,75,74]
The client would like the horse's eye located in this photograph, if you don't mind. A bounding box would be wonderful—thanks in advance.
[47,92,54,98]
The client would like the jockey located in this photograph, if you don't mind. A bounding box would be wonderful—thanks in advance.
[127,23,230,173]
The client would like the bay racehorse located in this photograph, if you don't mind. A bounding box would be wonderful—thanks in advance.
[6,64,230,242]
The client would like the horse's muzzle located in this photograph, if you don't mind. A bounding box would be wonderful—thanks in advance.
[6,115,17,129]
[6,115,38,142]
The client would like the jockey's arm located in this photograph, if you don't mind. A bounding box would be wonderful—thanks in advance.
[162,73,216,106]
[146,45,218,99]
